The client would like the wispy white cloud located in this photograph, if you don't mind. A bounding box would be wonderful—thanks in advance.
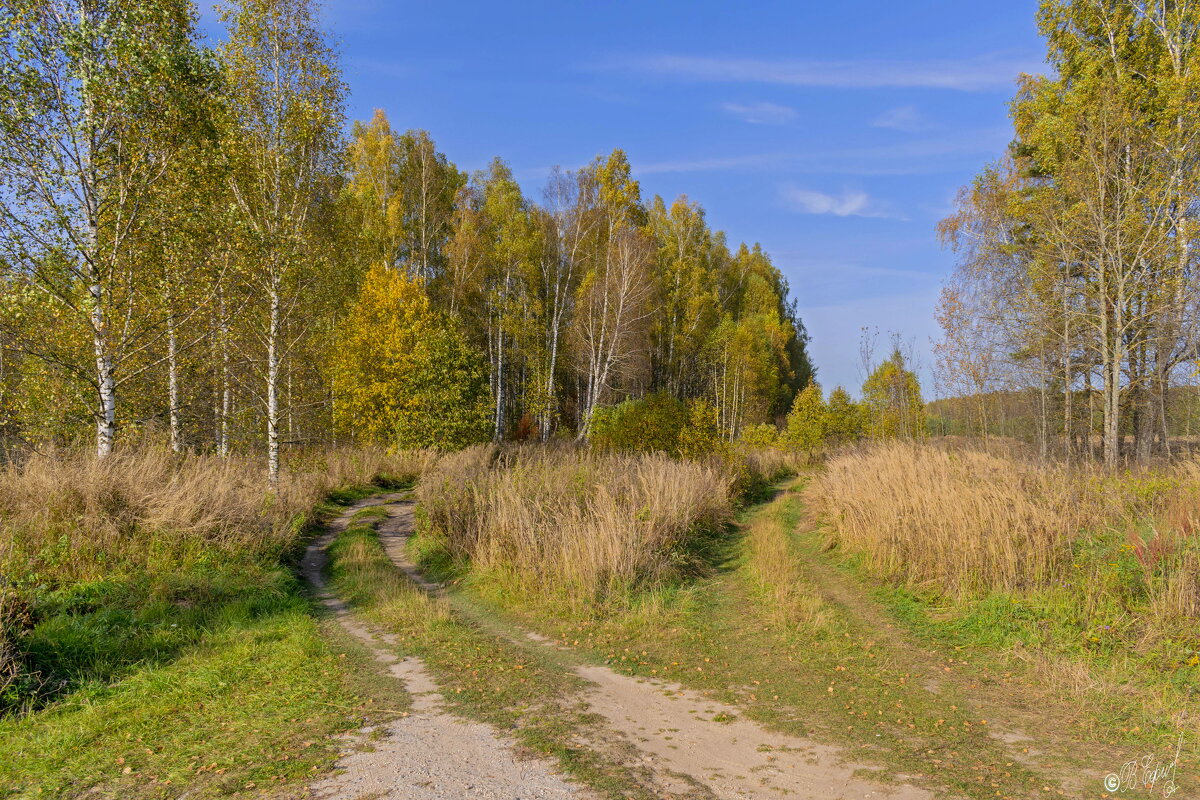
[872,105,932,132]
[593,53,1041,92]
[780,185,905,220]
[631,126,1011,177]
[720,100,797,125]
[636,153,786,175]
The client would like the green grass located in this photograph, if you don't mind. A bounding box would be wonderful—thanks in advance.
[0,488,409,799]
[325,515,675,800]
[869,572,1200,753]
[18,565,291,699]
[0,576,402,798]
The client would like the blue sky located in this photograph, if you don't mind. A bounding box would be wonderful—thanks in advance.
[202,0,1046,395]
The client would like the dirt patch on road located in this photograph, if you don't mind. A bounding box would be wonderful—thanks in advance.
[573,663,933,799]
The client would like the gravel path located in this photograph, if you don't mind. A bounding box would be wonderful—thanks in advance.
[301,495,593,800]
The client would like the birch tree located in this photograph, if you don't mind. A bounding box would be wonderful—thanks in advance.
[0,0,212,456]
[940,0,1200,465]
[534,166,596,439]
[219,0,345,484]
[574,151,655,437]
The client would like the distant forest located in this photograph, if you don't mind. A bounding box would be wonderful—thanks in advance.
[928,386,1200,455]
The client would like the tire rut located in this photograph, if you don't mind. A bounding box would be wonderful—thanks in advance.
[790,498,1107,797]
[372,495,938,800]
[302,494,594,800]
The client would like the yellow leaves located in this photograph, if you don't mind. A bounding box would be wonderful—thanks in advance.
[330,264,490,449]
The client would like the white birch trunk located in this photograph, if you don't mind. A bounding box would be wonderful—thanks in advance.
[267,274,281,487]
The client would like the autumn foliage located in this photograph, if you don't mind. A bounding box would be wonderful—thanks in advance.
[329,264,490,450]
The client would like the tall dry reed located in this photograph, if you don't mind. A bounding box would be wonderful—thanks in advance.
[738,447,809,483]
[0,446,438,583]
[417,445,734,606]
[808,441,1200,631]
[806,441,1094,595]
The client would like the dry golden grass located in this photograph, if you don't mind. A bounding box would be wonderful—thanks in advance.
[416,445,734,607]
[806,441,1092,595]
[0,445,439,583]
[807,440,1200,630]
[743,484,826,629]
[738,447,809,480]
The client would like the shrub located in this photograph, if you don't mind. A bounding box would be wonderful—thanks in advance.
[587,392,687,455]
[587,393,727,461]
[329,264,491,450]
[824,386,865,446]
[739,423,779,448]
[677,399,723,460]
[783,381,826,453]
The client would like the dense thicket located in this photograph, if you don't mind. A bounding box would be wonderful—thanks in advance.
[0,1,812,476]
[937,0,1200,464]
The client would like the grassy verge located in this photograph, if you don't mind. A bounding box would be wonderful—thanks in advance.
[325,512,678,800]
[867,575,1200,757]
[0,450,429,799]
[0,601,400,798]
[805,442,1200,770]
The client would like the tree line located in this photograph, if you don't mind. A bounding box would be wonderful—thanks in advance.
[0,0,814,481]
[937,0,1200,466]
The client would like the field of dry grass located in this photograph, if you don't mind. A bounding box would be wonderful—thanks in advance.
[806,442,1090,594]
[415,445,741,608]
[807,440,1200,654]
[0,446,437,580]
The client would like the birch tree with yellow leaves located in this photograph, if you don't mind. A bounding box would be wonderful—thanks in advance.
[219,0,345,484]
[939,0,1200,464]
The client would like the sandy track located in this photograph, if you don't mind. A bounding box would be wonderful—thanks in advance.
[301,495,593,800]
[371,496,937,800]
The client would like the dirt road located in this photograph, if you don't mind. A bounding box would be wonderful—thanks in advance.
[303,493,938,800]
[302,495,592,800]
